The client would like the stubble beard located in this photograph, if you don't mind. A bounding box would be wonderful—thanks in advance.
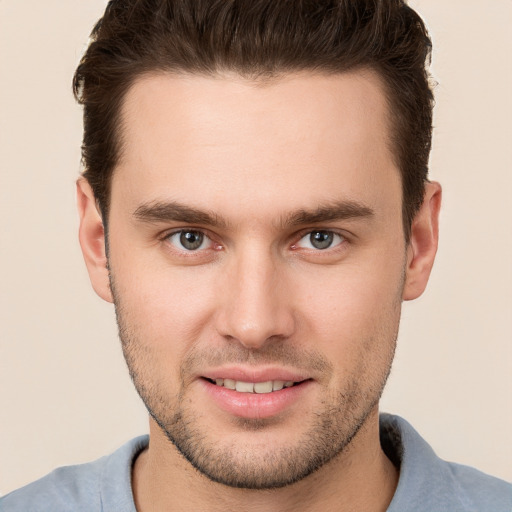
[110,278,400,490]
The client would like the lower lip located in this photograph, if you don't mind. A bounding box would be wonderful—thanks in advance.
[200,379,312,419]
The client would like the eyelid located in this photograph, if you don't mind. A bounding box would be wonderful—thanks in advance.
[161,228,220,252]
[291,229,348,251]
[158,227,349,256]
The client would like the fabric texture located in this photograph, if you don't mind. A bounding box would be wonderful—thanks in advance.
[1,414,511,511]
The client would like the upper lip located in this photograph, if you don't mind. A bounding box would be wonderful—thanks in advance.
[200,366,311,383]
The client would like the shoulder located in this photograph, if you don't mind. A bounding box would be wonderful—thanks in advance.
[0,435,148,512]
[381,414,512,512]
[1,462,102,512]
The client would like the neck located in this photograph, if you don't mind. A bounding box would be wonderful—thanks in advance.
[132,409,398,512]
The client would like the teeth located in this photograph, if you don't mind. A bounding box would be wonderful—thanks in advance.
[212,379,297,393]
[272,380,284,391]
[235,381,255,393]
[223,378,236,390]
[254,381,273,394]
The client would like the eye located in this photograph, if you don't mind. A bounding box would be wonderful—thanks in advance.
[295,230,344,250]
[167,230,212,251]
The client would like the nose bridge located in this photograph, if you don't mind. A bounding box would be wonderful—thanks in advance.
[217,244,294,348]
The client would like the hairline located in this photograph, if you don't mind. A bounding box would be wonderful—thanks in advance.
[95,66,420,243]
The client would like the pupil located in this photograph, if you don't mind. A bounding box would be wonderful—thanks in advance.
[310,231,333,249]
[180,231,203,250]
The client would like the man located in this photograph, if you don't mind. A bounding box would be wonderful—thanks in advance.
[1,0,510,510]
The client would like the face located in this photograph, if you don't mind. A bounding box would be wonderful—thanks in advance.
[103,71,408,488]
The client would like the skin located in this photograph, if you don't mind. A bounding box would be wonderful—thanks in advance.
[77,70,441,511]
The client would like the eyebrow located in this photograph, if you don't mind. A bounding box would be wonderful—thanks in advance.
[132,199,374,229]
[281,200,374,228]
[133,201,229,228]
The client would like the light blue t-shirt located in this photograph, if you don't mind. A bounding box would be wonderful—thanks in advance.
[2,414,511,511]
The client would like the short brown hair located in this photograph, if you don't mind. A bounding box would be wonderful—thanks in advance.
[73,0,434,240]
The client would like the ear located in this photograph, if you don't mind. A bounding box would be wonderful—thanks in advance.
[76,178,113,303]
[403,181,442,301]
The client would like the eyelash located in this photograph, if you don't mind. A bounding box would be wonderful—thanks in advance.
[161,229,221,254]
[160,228,349,256]
[291,230,346,252]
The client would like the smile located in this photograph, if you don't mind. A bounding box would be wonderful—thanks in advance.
[207,378,297,393]
[201,376,312,419]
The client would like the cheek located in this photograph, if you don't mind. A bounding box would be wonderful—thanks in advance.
[296,268,402,400]
[110,248,218,356]
[295,254,404,356]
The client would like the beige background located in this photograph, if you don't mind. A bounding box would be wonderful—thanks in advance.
[1,0,511,495]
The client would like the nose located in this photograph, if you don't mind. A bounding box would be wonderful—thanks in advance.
[215,248,296,349]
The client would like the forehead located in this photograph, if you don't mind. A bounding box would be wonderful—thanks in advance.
[113,70,400,223]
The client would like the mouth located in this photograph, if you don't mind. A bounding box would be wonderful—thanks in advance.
[203,377,304,394]
[199,369,313,419]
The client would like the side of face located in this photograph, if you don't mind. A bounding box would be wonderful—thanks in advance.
[77,70,440,489]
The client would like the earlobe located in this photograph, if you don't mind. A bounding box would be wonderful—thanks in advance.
[402,181,442,301]
[76,178,113,303]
